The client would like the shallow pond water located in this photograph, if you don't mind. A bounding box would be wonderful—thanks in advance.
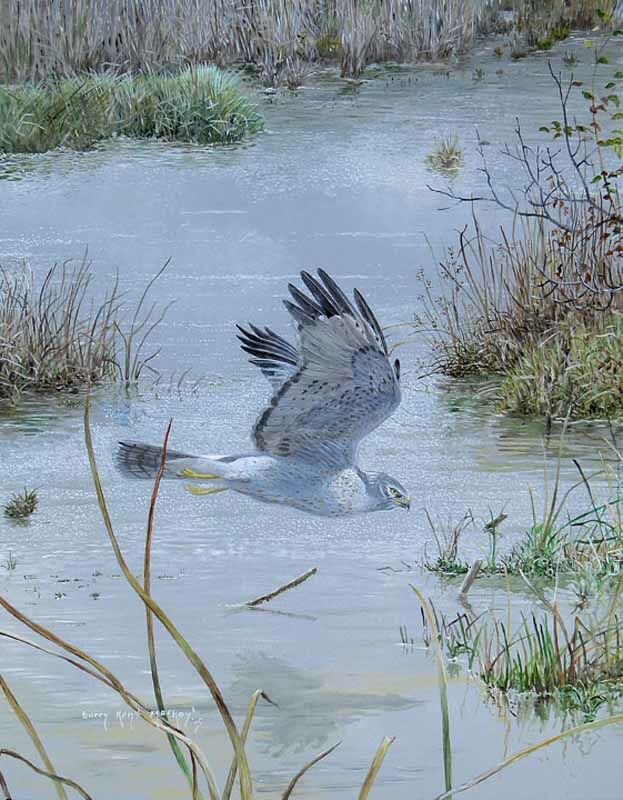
[1,35,623,800]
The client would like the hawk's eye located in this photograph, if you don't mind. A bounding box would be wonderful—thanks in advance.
[388,486,400,498]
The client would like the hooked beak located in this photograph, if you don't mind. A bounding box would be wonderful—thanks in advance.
[394,495,411,511]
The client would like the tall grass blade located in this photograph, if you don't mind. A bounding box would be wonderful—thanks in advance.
[434,711,623,800]
[411,585,452,794]
[143,420,202,799]
[83,396,251,800]
[0,749,92,800]
[281,741,341,799]
[0,674,69,800]
[357,736,395,800]
[0,768,10,799]
[223,690,275,800]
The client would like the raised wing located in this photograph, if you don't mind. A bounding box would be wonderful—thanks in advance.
[249,269,401,468]
[236,324,299,390]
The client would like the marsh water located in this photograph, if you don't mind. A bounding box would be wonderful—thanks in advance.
[2,35,623,800]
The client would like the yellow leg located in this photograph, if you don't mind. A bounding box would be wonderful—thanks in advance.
[185,484,227,496]
[181,468,220,479]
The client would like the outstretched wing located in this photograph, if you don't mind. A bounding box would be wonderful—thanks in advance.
[236,324,299,390]
[247,269,401,468]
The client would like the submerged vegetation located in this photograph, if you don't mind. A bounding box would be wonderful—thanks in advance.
[0,257,167,403]
[0,66,262,153]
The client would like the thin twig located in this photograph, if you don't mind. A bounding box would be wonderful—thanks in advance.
[246,567,318,607]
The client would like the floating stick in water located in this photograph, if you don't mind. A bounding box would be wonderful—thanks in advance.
[246,567,318,607]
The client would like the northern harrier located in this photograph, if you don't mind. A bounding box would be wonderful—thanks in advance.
[117,270,409,516]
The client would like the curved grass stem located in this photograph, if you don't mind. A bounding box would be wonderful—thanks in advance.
[83,395,252,800]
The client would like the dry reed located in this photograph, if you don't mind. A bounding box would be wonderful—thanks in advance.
[0,256,168,403]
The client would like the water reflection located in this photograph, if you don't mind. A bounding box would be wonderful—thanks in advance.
[228,652,418,755]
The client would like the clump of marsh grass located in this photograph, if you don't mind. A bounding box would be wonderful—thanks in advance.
[1,553,17,571]
[116,66,262,144]
[423,510,473,576]
[422,446,623,585]
[413,580,623,795]
[563,49,579,67]
[0,259,117,400]
[0,257,167,403]
[0,75,118,153]
[424,135,464,176]
[0,66,262,154]
[413,210,623,417]
[497,318,623,418]
[3,488,38,519]
[425,596,623,721]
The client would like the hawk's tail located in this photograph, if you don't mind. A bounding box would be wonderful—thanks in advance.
[116,441,200,480]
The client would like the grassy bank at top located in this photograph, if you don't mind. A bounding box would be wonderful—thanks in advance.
[0,0,617,86]
[0,66,262,153]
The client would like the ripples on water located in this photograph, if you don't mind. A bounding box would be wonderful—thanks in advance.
[2,35,623,800]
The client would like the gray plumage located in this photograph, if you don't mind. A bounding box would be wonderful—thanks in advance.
[116,270,410,516]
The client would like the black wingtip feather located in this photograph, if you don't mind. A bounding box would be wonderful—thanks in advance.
[284,298,314,327]
[353,287,388,353]
[317,269,355,316]
[288,283,322,318]
[299,271,339,317]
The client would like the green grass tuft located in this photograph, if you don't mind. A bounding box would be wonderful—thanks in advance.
[413,212,623,418]
[3,488,38,519]
[115,66,263,145]
[497,318,623,419]
[0,75,118,153]
[425,134,464,176]
[0,66,262,154]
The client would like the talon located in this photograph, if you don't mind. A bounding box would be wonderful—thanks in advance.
[181,468,220,479]
[185,484,226,496]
